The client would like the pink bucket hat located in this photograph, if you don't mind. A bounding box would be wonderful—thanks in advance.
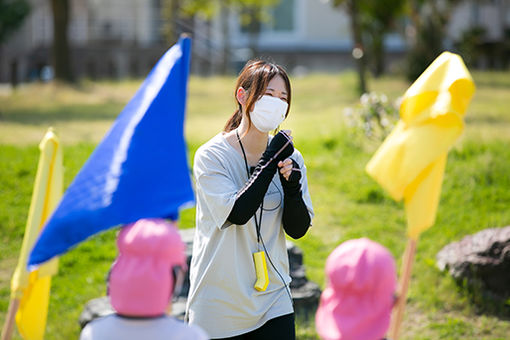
[109,218,186,317]
[316,238,397,340]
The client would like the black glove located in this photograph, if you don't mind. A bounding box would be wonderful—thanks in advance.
[227,131,294,225]
[260,131,294,166]
[278,159,302,196]
[279,159,311,239]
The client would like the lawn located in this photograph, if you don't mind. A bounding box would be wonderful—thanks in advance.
[1,70,510,339]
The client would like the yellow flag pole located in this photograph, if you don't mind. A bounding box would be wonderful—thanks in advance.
[1,298,19,340]
[388,237,417,340]
[2,128,62,340]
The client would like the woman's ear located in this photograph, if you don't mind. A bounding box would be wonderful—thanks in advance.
[236,87,247,106]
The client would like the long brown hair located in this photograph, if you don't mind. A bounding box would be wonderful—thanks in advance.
[224,59,291,132]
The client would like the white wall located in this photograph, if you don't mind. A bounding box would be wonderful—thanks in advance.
[302,0,350,44]
[448,0,510,42]
[226,0,407,52]
[87,0,156,45]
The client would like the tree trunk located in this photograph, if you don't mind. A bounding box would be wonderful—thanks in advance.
[348,0,367,94]
[247,6,261,58]
[409,0,421,30]
[51,0,73,82]
[220,3,231,74]
[372,32,385,77]
[10,60,18,88]
[170,0,181,44]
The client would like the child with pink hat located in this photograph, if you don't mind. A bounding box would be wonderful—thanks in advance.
[315,238,397,340]
[80,218,208,340]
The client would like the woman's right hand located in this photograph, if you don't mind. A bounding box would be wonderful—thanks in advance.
[263,130,294,163]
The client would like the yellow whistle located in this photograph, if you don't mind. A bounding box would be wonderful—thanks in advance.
[253,251,269,291]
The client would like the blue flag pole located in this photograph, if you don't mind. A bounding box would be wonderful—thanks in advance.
[28,36,195,267]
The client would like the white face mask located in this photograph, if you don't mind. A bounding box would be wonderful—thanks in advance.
[250,95,288,133]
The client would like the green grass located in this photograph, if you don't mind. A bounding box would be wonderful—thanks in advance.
[1,71,510,339]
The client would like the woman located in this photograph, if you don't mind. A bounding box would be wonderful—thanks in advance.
[186,59,314,339]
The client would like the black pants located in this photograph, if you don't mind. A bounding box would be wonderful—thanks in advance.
[213,313,295,340]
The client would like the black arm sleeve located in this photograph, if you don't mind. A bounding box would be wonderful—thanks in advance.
[280,159,311,239]
[227,131,294,225]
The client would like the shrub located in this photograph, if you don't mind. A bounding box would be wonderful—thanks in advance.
[343,92,400,141]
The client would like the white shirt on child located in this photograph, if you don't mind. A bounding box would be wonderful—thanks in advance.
[79,314,208,340]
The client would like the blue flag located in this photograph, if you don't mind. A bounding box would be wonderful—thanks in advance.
[28,37,195,267]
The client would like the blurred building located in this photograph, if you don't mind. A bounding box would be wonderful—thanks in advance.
[0,0,509,83]
[0,0,167,84]
[205,0,510,73]
[449,0,510,69]
[202,0,405,74]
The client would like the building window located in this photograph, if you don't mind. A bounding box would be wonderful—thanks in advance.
[269,0,294,32]
[239,0,295,34]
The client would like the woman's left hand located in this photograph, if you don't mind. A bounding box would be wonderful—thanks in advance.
[278,158,294,181]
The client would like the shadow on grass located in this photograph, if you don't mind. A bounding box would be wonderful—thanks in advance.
[0,104,121,125]
[465,115,510,125]
[471,79,510,89]
[472,71,510,89]
[451,276,510,321]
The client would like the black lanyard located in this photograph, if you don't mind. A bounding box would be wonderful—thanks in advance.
[236,130,264,245]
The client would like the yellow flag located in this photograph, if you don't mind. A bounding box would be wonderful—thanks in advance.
[366,52,475,239]
[10,128,62,340]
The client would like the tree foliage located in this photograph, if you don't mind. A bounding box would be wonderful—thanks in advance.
[405,0,461,81]
[332,0,368,94]
[333,0,406,82]
[161,0,279,44]
[161,0,280,74]
[333,0,461,83]
[0,0,30,43]
[359,0,406,77]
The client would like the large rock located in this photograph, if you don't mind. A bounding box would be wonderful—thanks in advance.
[78,296,115,329]
[286,239,322,318]
[436,226,510,301]
[80,228,321,328]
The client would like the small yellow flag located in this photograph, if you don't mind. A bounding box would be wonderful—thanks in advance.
[366,52,475,239]
[10,128,63,340]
